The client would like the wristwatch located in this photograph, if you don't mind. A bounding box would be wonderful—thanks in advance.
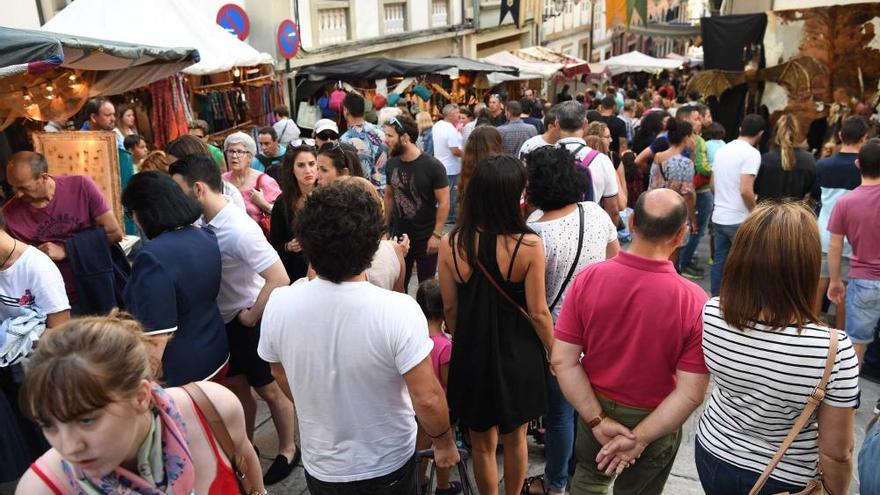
[588,411,607,428]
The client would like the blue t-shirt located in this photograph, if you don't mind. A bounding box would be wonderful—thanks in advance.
[124,227,229,385]
[814,152,862,256]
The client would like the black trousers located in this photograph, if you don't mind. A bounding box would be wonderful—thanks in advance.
[305,455,418,495]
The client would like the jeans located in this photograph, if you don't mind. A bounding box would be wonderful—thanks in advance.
[859,416,880,495]
[404,237,438,289]
[679,191,713,269]
[447,174,459,224]
[572,395,680,494]
[711,223,740,297]
[305,455,418,495]
[695,439,805,495]
[543,375,577,492]
[845,279,880,344]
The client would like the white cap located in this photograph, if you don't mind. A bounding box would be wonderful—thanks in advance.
[314,119,339,135]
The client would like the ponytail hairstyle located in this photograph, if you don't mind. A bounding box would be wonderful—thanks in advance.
[773,114,799,171]
[20,313,161,424]
[666,118,693,146]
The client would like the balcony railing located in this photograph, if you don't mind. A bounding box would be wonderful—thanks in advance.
[318,8,349,45]
[384,2,406,34]
[431,0,449,27]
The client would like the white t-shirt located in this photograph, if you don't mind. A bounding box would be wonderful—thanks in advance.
[258,278,433,483]
[432,119,462,175]
[273,117,301,147]
[519,134,550,160]
[204,200,280,323]
[711,138,761,226]
[0,246,69,320]
[698,298,860,487]
[558,137,619,201]
[529,202,616,320]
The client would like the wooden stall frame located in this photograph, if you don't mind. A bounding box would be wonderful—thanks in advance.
[32,131,124,230]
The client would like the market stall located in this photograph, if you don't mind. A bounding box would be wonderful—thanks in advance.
[0,26,198,129]
[41,0,277,147]
[293,56,517,129]
[601,50,684,76]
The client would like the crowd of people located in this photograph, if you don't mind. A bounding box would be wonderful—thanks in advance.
[0,76,879,495]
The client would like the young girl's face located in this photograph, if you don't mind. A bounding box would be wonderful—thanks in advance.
[39,382,151,478]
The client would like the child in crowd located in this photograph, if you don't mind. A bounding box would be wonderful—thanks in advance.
[416,279,461,495]
[703,122,727,166]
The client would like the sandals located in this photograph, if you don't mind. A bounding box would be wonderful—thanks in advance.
[522,475,548,495]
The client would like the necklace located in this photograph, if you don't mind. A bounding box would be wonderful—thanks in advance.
[0,239,16,269]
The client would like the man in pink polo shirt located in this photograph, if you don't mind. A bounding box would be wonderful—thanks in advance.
[552,188,710,494]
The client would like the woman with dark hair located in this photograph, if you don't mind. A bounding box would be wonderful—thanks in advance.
[459,125,502,208]
[632,110,669,155]
[270,145,318,281]
[649,118,697,235]
[121,171,229,387]
[696,202,859,495]
[523,147,619,494]
[438,154,553,495]
[316,142,365,186]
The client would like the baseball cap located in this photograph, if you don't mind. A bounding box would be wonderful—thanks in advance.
[314,119,339,135]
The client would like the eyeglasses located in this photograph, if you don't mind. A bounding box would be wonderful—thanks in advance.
[387,117,403,131]
[225,149,251,157]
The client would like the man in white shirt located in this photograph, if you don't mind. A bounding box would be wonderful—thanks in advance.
[168,155,299,485]
[554,101,620,226]
[519,105,560,160]
[709,113,765,296]
[259,181,459,493]
[272,105,301,148]
[432,104,463,223]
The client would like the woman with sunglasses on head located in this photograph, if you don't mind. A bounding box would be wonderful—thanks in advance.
[15,314,265,495]
[223,132,282,225]
[271,145,318,282]
[438,154,553,495]
[121,171,229,388]
[315,142,365,187]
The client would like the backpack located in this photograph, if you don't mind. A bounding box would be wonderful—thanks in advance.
[568,144,597,203]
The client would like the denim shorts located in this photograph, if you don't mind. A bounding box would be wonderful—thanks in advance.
[845,279,880,344]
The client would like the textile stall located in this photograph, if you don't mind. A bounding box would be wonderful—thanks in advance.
[41,0,276,146]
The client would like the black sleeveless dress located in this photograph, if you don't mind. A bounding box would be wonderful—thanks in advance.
[447,233,548,434]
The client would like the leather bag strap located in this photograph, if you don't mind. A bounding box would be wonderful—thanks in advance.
[549,203,585,312]
[181,383,238,467]
[748,329,839,495]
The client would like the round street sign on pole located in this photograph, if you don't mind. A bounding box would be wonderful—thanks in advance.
[216,4,250,41]
[276,19,300,59]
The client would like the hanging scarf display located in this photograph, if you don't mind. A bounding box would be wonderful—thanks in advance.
[60,384,196,495]
[148,75,191,149]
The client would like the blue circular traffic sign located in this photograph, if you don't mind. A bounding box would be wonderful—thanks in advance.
[216,4,250,41]
[277,20,300,59]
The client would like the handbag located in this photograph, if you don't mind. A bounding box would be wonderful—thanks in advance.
[747,329,838,495]
[296,101,321,129]
[548,203,585,312]
[415,448,476,495]
[181,383,252,495]
[255,174,272,239]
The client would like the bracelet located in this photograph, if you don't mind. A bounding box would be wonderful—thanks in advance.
[588,411,607,429]
[432,230,442,239]
[426,425,451,439]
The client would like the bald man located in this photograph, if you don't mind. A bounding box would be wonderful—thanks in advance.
[3,151,122,307]
[551,189,710,494]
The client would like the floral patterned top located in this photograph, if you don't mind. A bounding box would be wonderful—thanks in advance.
[649,153,695,196]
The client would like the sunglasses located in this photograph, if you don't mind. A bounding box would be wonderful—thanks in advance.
[387,116,404,131]
[292,138,317,147]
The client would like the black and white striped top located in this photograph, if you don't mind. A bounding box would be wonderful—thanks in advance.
[696,298,861,486]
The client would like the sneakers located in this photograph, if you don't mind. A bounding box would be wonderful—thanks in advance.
[682,263,705,280]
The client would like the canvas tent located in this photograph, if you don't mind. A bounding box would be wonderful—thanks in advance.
[296,57,517,81]
[0,26,198,128]
[481,51,558,84]
[41,0,273,75]
[601,51,683,75]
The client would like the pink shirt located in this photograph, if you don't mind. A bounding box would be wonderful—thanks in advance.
[223,171,281,224]
[555,251,709,408]
[429,333,452,391]
[827,184,880,280]
[3,175,110,302]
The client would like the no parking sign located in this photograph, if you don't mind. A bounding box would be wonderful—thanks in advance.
[276,19,300,59]
[216,4,250,41]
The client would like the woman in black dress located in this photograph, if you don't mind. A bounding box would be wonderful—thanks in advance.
[270,145,318,281]
[438,154,554,495]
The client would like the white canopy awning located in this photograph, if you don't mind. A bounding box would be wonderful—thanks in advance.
[482,51,561,85]
[602,51,683,76]
[42,0,274,75]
